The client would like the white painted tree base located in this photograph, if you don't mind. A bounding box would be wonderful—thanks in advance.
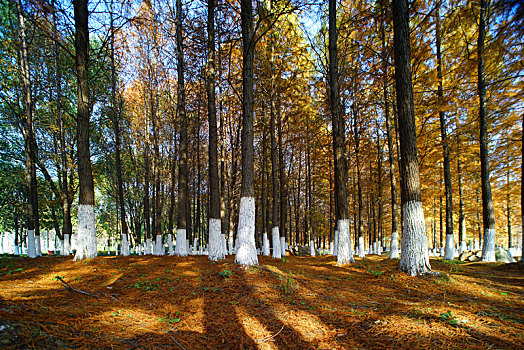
[280,237,286,256]
[337,220,354,264]
[459,241,467,255]
[310,240,315,256]
[399,201,431,276]
[390,231,399,259]
[208,218,225,261]
[168,234,174,256]
[221,234,227,256]
[35,236,42,256]
[235,197,258,266]
[14,245,20,256]
[155,235,163,256]
[228,237,234,255]
[146,238,152,255]
[271,227,281,259]
[329,241,334,255]
[358,237,365,258]
[27,230,36,258]
[74,204,97,261]
[443,234,455,260]
[175,229,189,257]
[262,232,270,256]
[481,228,496,262]
[333,230,339,257]
[121,234,129,256]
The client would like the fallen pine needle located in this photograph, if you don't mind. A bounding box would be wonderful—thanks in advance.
[254,325,285,342]
[169,334,187,350]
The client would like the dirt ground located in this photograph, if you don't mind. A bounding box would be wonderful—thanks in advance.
[0,253,522,349]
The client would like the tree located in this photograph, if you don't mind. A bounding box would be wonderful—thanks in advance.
[207,0,226,261]
[329,0,353,265]
[435,4,454,261]
[478,0,497,262]
[235,0,258,266]
[393,0,431,276]
[73,0,96,261]
[174,0,189,257]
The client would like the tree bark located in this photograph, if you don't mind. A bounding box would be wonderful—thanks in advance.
[16,0,39,258]
[329,0,353,264]
[478,0,497,262]
[73,0,96,261]
[436,6,455,260]
[393,0,431,275]
[235,0,258,266]
[175,0,189,256]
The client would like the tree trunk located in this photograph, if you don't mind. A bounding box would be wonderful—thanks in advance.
[270,47,281,259]
[73,0,96,261]
[457,118,466,253]
[436,6,455,260]
[393,0,431,275]
[207,0,225,261]
[235,0,258,266]
[478,0,497,262]
[175,0,189,256]
[329,0,353,264]
[16,0,39,258]
[278,109,287,257]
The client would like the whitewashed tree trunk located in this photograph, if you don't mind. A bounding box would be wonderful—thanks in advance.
[474,239,480,250]
[333,230,339,256]
[168,233,174,255]
[399,201,431,276]
[121,234,129,256]
[35,236,42,256]
[60,239,65,255]
[262,232,270,256]
[336,219,354,264]
[271,227,281,259]
[228,236,234,255]
[378,241,382,254]
[481,228,496,262]
[444,234,454,260]
[174,229,189,256]
[27,230,36,258]
[280,237,286,256]
[459,241,467,255]
[74,205,97,261]
[358,236,365,258]
[155,235,163,256]
[310,240,316,256]
[373,242,377,255]
[329,241,334,255]
[390,231,399,258]
[192,238,198,255]
[14,245,20,256]
[221,234,227,256]
[235,197,258,266]
[146,238,152,255]
[208,218,225,261]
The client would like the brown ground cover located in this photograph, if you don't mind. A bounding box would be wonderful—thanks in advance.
[0,253,522,349]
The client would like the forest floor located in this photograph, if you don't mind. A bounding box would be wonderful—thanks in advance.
[0,253,522,349]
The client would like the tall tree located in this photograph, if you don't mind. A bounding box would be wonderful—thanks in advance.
[329,0,353,264]
[174,0,189,256]
[73,0,97,261]
[16,0,39,258]
[207,0,225,261]
[478,0,496,262]
[235,0,258,266]
[393,0,431,275]
[435,5,454,260]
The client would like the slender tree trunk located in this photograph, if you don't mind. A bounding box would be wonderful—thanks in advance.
[436,6,455,260]
[235,0,258,266]
[329,0,353,264]
[207,0,225,261]
[270,58,281,259]
[393,0,431,275]
[17,0,39,258]
[278,109,287,257]
[109,4,129,257]
[478,0,497,262]
[307,113,314,256]
[377,121,383,254]
[175,0,189,256]
[73,0,96,261]
[457,119,466,253]
[521,113,524,262]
